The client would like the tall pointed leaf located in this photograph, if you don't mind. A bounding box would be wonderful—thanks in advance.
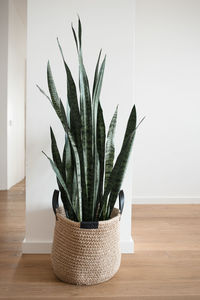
[47,61,60,108]
[49,127,75,219]
[92,50,102,98]
[95,103,105,216]
[78,17,82,49]
[107,113,145,218]
[42,151,79,220]
[46,61,68,130]
[57,39,87,216]
[92,56,106,219]
[122,105,137,149]
[104,106,118,190]
[67,131,83,221]
[57,183,77,220]
[57,38,82,143]
[72,170,78,208]
[59,98,68,131]
[36,85,51,103]
[50,127,62,174]
[98,105,137,219]
[62,134,73,194]
[71,25,78,51]
[43,60,83,220]
[37,84,67,131]
[79,53,93,202]
[106,131,135,218]
[72,22,93,220]
[46,69,82,220]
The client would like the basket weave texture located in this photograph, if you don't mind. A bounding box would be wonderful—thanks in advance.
[51,207,121,285]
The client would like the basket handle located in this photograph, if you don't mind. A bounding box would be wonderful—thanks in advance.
[52,189,124,219]
[119,190,124,216]
[52,189,59,219]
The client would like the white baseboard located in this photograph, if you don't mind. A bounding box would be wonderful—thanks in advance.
[22,237,134,254]
[132,197,200,204]
[120,237,134,253]
[22,239,52,254]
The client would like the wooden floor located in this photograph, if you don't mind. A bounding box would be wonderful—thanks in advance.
[1,181,200,299]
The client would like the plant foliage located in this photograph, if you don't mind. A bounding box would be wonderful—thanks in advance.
[37,18,140,222]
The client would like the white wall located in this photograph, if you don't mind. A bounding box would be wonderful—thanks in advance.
[24,0,135,253]
[7,0,26,188]
[134,0,200,203]
[0,0,26,190]
[0,0,9,190]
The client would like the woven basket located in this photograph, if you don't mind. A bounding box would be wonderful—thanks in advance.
[51,207,121,285]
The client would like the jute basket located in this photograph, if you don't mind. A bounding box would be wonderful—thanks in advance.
[51,207,121,285]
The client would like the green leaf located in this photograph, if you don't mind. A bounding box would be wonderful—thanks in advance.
[37,83,67,132]
[45,61,69,134]
[59,98,68,131]
[95,103,106,217]
[47,61,60,108]
[62,134,73,194]
[92,50,102,98]
[79,57,93,196]
[71,24,78,51]
[104,106,118,190]
[42,151,79,220]
[122,105,137,149]
[72,20,93,220]
[50,127,76,219]
[57,39,87,211]
[67,130,83,221]
[57,38,82,139]
[43,150,68,196]
[93,55,106,102]
[78,17,82,49]
[58,40,90,221]
[36,85,51,103]
[72,169,78,208]
[45,58,84,221]
[106,131,135,218]
[46,61,68,130]
[92,56,106,219]
[57,182,77,220]
[106,114,145,218]
[62,129,83,222]
[98,105,137,219]
[50,127,62,174]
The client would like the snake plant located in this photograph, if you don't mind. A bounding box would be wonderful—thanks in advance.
[37,18,141,222]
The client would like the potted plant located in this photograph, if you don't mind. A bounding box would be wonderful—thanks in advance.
[37,18,142,285]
